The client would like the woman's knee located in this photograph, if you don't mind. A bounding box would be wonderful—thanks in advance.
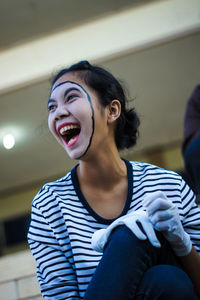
[105,225,143,253]
[136,265,198,300]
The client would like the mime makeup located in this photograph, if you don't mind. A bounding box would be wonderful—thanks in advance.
[49,80,95,159]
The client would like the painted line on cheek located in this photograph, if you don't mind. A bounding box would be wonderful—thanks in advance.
[80,92,95,158]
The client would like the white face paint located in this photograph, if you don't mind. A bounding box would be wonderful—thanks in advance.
[48,76,94,160]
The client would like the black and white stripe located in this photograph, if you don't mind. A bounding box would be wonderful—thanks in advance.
[28,160,200,299]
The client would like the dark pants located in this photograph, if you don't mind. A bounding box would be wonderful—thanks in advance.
[84,225,198,300]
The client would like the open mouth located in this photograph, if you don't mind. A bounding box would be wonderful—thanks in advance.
[59,124,81,146]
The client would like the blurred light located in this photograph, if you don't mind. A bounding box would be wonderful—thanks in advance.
[3,133,15,149]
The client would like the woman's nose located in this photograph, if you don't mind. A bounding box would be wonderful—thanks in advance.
[55,105,70,120]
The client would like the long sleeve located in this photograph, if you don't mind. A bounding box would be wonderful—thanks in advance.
[28,203,80,300]
[180,179,200,254]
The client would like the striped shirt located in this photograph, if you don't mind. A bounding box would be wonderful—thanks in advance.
[28,160,200,299]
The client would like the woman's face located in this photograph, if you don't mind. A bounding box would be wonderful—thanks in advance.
[48,72,107,160]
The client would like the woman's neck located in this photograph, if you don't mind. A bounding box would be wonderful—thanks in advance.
[77,148,127,190]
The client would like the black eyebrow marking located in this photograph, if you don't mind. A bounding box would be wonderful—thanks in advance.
[47,98,56,106]
[51,80,86,93]
[63,87,80,99]
[48,87,81,105]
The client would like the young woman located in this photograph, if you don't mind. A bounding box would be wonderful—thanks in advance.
[28,61,200,299]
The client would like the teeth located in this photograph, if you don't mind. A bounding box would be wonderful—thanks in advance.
[68,136,77,144]
[59,124,79,135]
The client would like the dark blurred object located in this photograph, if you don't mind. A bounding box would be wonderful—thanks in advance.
[182,85,200,202]
[4,214,30,246]
[182,85,200,153]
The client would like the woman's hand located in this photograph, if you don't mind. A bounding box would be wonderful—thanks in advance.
[91,210,161,253]
[143,191,192,256]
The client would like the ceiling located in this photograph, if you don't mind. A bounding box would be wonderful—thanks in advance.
[0,0,200,196]
[0,0,140,50]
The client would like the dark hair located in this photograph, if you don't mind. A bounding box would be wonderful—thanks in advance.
[51,60,140,150]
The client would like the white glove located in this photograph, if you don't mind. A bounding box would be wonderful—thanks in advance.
[91,210,161,253]
[143,191,192,256]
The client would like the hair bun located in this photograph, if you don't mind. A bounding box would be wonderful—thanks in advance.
[115,108,140,150]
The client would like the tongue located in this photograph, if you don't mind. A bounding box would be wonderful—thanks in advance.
[67,135,79,145]
[65,128,80,143]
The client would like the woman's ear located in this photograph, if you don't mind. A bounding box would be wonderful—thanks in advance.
[107,100,121,124]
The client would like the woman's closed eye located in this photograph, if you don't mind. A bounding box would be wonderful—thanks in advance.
[66,93,79,102]
[48,104,57,112]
